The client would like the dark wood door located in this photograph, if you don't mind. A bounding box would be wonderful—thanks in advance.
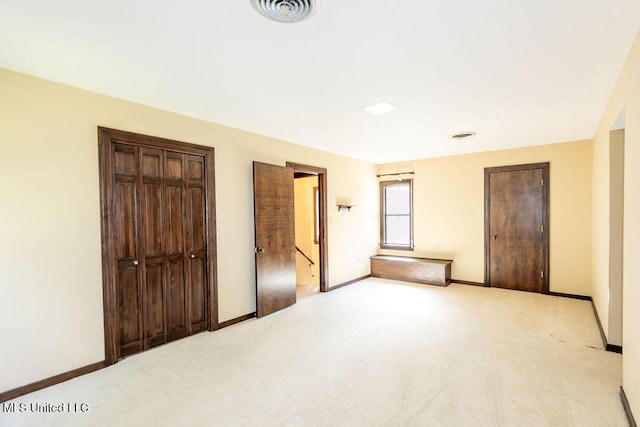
[485,163,549,293]
[113,143,144,357]
[140,147,166,350]
[99,127,218,365]
[109,140,209,359]
[164,151,189,342]
[186,155,209,334]
[253,161,296,317]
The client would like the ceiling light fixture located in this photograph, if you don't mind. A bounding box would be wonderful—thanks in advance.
[250,0,320,23]
[450,131,477,140]
[363,102,397,115]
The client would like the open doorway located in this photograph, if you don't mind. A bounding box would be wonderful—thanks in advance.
[287,162,328,297]
[294,173,319,298]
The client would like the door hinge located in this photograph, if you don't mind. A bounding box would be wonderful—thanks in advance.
[541,178,544,186]
[541,225,544,233]
[541,270,544,279]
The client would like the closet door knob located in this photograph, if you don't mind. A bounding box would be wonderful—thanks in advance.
[190,254,195,259]
[132,260,139,266]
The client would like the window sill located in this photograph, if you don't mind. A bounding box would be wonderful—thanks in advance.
[380,245,414,251]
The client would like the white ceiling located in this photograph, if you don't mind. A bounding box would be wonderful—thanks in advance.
[1,1,639,163]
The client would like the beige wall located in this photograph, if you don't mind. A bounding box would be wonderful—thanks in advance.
[608,130,624,347]
[294,176,320,287]
[378,140,593,295]
[0,69,379,393]
[592,29,640,419]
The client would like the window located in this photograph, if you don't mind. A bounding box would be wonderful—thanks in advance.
[380,179,413,250]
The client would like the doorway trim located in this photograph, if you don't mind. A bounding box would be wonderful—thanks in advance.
[484,162,550,293]
[98,127,219,366]
[286,162,329,292]
[608,128,624,348]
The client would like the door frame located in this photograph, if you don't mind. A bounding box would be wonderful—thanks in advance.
[608,128,624,347]
[286,162,329,292]
[484,162,550,293]
[98,127,219,366]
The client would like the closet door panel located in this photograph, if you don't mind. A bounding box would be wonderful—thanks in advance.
[166,185,185,254]
[118,266,141,353]
[165,152,188,341]
[187,155,208,332]
[113,143,143,357]
[145,263,165,347]
[141,148,166,348]
[189,258,206,328]
[167,255,187,340]
[190,187,205,252]
[115,183,138,260]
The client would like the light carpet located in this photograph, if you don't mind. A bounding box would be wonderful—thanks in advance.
[0,279,626,426]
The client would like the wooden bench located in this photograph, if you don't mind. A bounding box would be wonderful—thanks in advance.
[370,255,453,286]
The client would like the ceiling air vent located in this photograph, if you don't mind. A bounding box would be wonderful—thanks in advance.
[450,132,477,140]
[250,0,320,23]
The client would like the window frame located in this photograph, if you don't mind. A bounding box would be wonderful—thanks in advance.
[379,179,414,251]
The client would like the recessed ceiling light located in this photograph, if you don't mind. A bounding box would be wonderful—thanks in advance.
[363,102,397,115]
[450,131,476,140]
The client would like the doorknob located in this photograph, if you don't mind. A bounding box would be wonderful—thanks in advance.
[491,235,497,240]
[132,260,139,266]
[190,254,195,259]
[254,246,265,254]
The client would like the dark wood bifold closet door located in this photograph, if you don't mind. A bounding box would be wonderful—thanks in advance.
[99,128,217,364]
